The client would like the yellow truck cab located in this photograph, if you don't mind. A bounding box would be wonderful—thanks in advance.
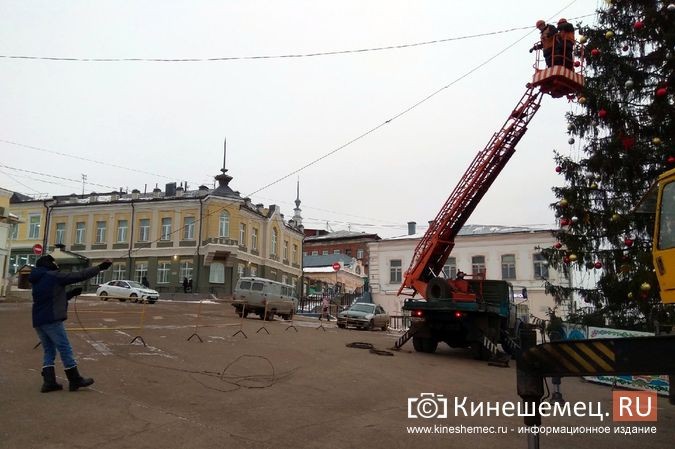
[653,167,675,304]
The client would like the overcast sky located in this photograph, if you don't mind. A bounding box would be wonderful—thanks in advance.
[1,0,596,238]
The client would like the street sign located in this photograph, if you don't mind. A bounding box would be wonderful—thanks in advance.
[32,243,43,256]
[332,262,341,271]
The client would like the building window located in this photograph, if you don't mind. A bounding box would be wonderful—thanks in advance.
[250,265,257,277]
[209,262,224,283]
[10,222,18,240]
[92,270,105,286]
[183,217,195,240]
[112,263,126,280]
[293,244,298,264]
[116,220,128,243]
[135,262,148,283]
[390,259,402,283]
[443,257,457,279]
[501,254,516,279]
[472,256,486,276]
[322,250,328,255]
[356,249,364,259]
[283,240,289,260]
[157,261,171,284]
[237,263,245,277]
[95,221,107,244]
[28,214,41,239]
[333,249,340,254]
[55,223,66,244]
[271,228,278,256]
[282,274,288,285]
[219,211,230,238]
[239,223,246,245]
[75,222,85,244]
[139,219,150,241]
[161,217,171,240]
[533,253,549,279]
[180,260,193,281]
[251,228,258,251]
[346,249,352,257]
[311,250,318,256]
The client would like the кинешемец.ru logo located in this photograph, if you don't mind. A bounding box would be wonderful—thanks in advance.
[408,393,448,419]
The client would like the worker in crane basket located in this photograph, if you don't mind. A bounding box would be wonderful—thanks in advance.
[556,18,575,69]
[530,19,558,67]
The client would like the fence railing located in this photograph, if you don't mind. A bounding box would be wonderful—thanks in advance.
[297,293,361,315]
[388,315,411,331]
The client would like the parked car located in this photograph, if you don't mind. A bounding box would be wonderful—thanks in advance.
[337,303,389,330]
[232,277,297,320]
[96,280,159,304]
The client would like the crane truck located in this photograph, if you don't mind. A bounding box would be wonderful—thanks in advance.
[394,41,585,359]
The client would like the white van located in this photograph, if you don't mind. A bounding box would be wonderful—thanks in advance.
[232,277,298,320]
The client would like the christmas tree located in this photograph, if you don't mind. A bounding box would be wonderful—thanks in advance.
[542,0,674,331]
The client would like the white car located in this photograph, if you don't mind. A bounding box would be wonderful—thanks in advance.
[96,280,159,304]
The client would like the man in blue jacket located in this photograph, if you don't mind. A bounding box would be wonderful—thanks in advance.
[29,255,112,392]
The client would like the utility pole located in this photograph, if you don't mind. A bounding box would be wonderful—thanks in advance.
[81,174,87,196]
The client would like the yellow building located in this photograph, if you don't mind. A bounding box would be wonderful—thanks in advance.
[7,167,304,296]
[1,188,22,296]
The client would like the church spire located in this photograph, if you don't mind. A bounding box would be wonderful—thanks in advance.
[291,177,303,229]
[215,137,233,188]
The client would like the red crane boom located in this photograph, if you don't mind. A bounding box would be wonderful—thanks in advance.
[398,86,543,298]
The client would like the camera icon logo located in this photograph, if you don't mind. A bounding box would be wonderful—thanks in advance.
[408,393,448,419]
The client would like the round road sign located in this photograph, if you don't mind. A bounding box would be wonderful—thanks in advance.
[332,262,341,271]
[32,243,43,255]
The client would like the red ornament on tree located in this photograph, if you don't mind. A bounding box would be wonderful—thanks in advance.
[667,156,675,165]
[554,242,563,249]
[594,261,603,269]
[591,48,600,56]
[555,166,562,173]
[656,87,668,97]
[574,60,581,67]
[624,237,634,247]
[622,45,629,52]
[633,20,644,30]
[563,256,571,264]
[621,135,635,150]
[598,109,608,119]
[560,218,570,226]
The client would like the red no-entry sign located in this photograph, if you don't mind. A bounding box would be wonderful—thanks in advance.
[32,243,43,255]
[332,262,341,271]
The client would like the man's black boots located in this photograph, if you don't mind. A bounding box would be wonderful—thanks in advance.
[64,366,94,391]
[40,366,63,393]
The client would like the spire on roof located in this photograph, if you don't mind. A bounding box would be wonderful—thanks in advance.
[291,177,303,229]
[215,136,233,188]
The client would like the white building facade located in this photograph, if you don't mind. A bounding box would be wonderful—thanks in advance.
[367,225,569,320]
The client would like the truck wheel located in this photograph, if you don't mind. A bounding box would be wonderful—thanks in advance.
[471,341,491,360]
[423,339,438,353]
[413,336,424,352]
[413,336,438,353]
[425,278,449,300]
